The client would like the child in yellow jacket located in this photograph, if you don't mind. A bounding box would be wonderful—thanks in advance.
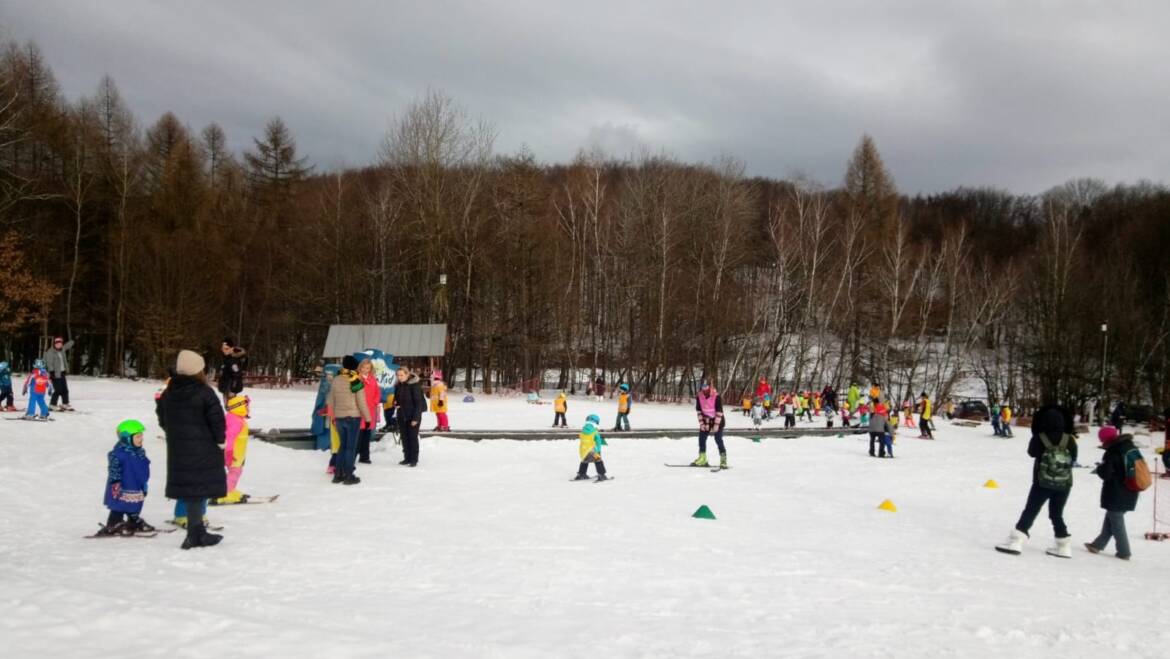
[573,414,609,482]
[215,395,251,504]
[554,391,568,428]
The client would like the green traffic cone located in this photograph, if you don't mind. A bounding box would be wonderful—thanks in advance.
[692,505,716,520]
[750,436,761,443]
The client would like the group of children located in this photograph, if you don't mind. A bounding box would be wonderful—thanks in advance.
[96,391,254,538]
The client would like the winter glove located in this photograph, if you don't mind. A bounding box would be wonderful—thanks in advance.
[110,482,121,500]
[231,364,239,372]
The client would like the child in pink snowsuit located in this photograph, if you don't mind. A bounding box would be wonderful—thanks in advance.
[216,395,250,504]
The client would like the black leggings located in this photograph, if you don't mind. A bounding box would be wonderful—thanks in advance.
[919,417,933,438]
[50,376,69,406]
[400,422,420,464]
[1015,485,1070,538]
[699,429,725,454]
[554,412,567,427]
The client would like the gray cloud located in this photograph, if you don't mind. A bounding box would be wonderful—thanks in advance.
[3,0,1167,193]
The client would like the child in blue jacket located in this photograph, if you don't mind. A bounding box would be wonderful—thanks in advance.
[0,361,14,410]
[96,419,154,536]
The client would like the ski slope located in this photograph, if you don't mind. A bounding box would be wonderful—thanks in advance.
[1,377,1166,658]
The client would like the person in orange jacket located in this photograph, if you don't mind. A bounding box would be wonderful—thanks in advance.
[430,370,450,432]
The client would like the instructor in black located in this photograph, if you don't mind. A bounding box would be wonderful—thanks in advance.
[395,367,425,467]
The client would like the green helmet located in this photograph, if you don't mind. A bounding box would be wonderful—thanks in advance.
[116,419,146,441]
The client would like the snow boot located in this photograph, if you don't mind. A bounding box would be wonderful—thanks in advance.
[995,529,1027,555]
[343,474,362,485]
[1084,542,1101,554]
[129,517,156,533]
[332,471,344,484]
[61,404,74,411]
[594,460,608,482]
[690,453,708,467]
[1045,537,1072,559]
[181,524,223,550]
[574,462,590,480]
[719,453,728,469]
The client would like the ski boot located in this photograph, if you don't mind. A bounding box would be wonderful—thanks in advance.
[574,463,591,480]
[129,517,156,533]
[690,453,708,467]
[719,453,729,470]
[594,460,609,482]
[93,521,129,537]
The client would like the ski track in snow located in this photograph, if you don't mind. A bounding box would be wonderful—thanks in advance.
[0,377,1166,658]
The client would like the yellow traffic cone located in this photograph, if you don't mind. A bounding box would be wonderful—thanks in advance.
[983,479,999,489]
[877,499,897,512]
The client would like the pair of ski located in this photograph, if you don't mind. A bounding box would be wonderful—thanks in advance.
[665,463,730,473]
[83,524,178,539]
[208,494,280,506]
[5,416,55,422]
[569,476,614,483]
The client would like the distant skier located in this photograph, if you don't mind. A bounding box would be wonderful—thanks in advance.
[573,413,609,482]
[751,397,765,428]
[917,392,934,439]
[996,406,1077,558]
[1000,404,1014,438]
[690,381,728,469]
[0,360,14,411]
[592,376,605,403]
[613,383,631,431]
[21,359,53,420]
[217,338,247,405]
[824,405,836,430]
[741,394,752,417]
[755,377,772,401]
[553,391,569,428]
[1084,426,1143,560]
[846,383,860,410]
[821,384,837,412]
[94,419,155,536]
[430,370,450,432]
[782,394,796,429]
[990,402,1003,436]
[869,403,894,458]
[214,395,251,505]
[42,335,74,411]
[1109,401,1127,433]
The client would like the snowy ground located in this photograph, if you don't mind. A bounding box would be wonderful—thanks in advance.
[1,377,1167,658]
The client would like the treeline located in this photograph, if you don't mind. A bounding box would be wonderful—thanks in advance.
[2,39,1168,410]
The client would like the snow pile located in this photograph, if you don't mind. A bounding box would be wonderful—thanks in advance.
[1,378,1166,658]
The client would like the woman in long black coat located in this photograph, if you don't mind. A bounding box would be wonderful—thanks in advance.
[158,349,226,549]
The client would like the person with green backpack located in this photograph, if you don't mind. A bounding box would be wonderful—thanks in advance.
[1084,426,1148,560]
[996,406,1077,558]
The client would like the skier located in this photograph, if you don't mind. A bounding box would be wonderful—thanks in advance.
[996,406,1077,558]
[573,413,609,482]
[358,358,381,463]
[800,393,814,422]
[1083,397,1097,426]
[755,377,772,401]
[821,384,838,412]
[395,367,425,467]
[217,338,247,405]
[613,383,631,431]
[691,381,728,469]
[430,370,450,432]
[1000,404,1014,438]
[214,395,251,505]
[311,364,340,452]
[157,350,225,550]
[846,383,860,410]
[990,402,1003,436]
[42,335,74,411]
[869,403,894,458]
[553,391,569,428]
[751,397,765,428]
[824,405,836,430]
[94,419,155,536]
[21,360,53,420]
[917,392,934,439]
[328,355,372,484]
[1084,426,1142,560]
[741,394,752,417]
[858,401,870,428]
[592,376,605,403]
[0,361,14,411]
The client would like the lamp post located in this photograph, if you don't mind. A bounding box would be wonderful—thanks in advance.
[1099,322,1108,422]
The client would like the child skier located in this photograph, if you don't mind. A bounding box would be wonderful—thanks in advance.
[800,393,813,422]
[751,397,765,428]
[742,395,752,417]
[95,419,154,536]
[825,405,836,429]
[858,401,870,428]
[783,395,796,429]
[991,402,1003,436]
[1084,427,1143,560]
[1000,404,1014,438]
[614,383,631,431]
[0,361,14,411]
[554,391,569,428]
[21,359,53,420]
[430,371,450,432]
[574,413,609,482]
[691,381,728,469]
[214,395,251,505]
[869,403,894,458]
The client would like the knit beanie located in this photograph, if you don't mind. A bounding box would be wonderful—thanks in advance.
[342,355,359,371]
[176,350,205,376]
[1097,425,1120,446]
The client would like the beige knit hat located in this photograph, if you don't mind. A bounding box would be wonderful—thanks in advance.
[175,349,205,376]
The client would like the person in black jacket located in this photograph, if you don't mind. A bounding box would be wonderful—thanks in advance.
[996,405,1077,558]
[217,338,247,404]
[1085,427,1140,560]
[158,350,226,550]
[395,367,425,467]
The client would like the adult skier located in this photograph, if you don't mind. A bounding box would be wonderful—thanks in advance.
[42,336,74,411]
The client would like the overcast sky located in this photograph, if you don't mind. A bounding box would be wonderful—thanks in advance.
[3,1,1167,193]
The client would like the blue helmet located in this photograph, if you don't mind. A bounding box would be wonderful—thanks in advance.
[586,414,601,425]
[33,358,45,370]
[620,383,630,392]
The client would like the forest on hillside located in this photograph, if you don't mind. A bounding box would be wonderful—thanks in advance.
[2,39,1169,409]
